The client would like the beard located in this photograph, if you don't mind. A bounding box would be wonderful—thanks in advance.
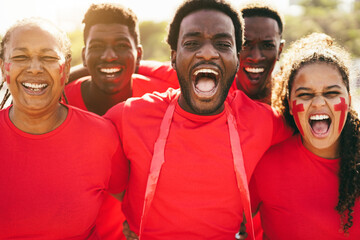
[176,70,236,115]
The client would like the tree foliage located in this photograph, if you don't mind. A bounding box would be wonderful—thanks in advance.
[283,0,360,58]
[139,21,171,62]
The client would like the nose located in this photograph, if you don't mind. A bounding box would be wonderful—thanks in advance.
[312,95,326,107]
[196,43,219,61]
[101,47,118,62]
[247,46,265,63]
[26,57,43,74]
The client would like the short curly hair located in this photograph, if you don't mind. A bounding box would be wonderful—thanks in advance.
[272,32,360,234]
[82,3,140,46]
[240,1,284,36]
[167,0,243,52]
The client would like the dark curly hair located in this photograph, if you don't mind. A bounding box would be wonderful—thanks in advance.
[240,1,284,36]
[82,3,140,46]
[272,32,360,233]
[0,17,72,109]
[167,0,243,52]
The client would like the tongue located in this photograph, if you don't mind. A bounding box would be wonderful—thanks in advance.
[312,121,329,134]
[247,72,261,81]
[196,78,215,92]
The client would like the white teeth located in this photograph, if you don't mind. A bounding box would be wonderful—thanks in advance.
[22,83,47,89]
[193,69,218,76]
[310,115,330,120]
[100,68,121,74]
[245,67,264,73]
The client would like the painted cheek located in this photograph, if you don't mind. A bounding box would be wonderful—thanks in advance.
[334,97,348,133]
[292,100,305,136]
[4,62,11,72]
[4,62,11,84]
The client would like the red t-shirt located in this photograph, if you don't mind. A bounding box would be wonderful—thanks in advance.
[105,88,291,239]
[64,73,179,240]
[250,134,360,239]
[0,105,127,239]
[139,60,268,240]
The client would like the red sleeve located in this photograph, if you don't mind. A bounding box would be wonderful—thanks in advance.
[271,108,294,146]
[104,105,130,194]
[249,175,261,214]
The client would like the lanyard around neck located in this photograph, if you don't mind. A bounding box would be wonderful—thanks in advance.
[138,91,254,239]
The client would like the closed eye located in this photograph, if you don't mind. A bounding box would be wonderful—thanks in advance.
[42,56,59,62]
[297,92,314,100]
[11,55,28,61]
[324,91,340,98]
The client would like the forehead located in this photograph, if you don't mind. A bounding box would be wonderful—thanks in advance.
[244,16,280,39]
[293,63,346,89]
[7,25,61,53]
[179,9,235,38]
[88,23,133,41]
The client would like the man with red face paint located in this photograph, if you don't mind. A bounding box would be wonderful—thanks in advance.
[250,33,360,239]
[231,2,284,104]
[0,18,127,239]
[105,0,292,239]
[64,4,180,240]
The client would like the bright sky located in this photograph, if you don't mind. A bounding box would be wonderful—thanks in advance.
[0,0,292,35]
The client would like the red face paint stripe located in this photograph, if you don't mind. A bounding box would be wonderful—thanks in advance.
[6,75,10,84]
[4,62,11,72]
[334,97,348,133]
[292,100,305,136]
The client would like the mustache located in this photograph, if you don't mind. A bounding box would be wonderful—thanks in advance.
[189,61,223,76]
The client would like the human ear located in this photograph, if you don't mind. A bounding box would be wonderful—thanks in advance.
[171,50,177,70]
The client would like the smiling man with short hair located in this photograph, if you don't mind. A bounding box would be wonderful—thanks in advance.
[105,0,292,239]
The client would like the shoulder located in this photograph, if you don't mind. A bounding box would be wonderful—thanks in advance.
[257,135,299,170]
[133,73,178,97]
[138,60,179,88]
[65,76,90,89]
[227,90,277,121]
[67,105,116,134]
[105,88,178,122]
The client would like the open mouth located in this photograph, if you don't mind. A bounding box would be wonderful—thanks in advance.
[244,67,265,83]
[309,114,331,137]
[22,82,48,95]
[99,67,123,78]
[192,68,219,98]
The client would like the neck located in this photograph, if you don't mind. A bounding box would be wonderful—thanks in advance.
[236,77,271,104]
[82,79,132,116]
[10,103,68,134]
[301,136,340,159]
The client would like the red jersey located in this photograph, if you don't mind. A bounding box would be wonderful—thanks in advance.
[0,105,126,239]
[105,89,291,239]
[250,134,360,239]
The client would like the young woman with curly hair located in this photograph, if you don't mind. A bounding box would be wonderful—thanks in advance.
[250,32,360,239]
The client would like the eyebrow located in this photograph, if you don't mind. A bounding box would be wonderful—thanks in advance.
[183,32,233,39]
[90,37,131,43]
[294,85,342,92]
[12,48,58,54]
